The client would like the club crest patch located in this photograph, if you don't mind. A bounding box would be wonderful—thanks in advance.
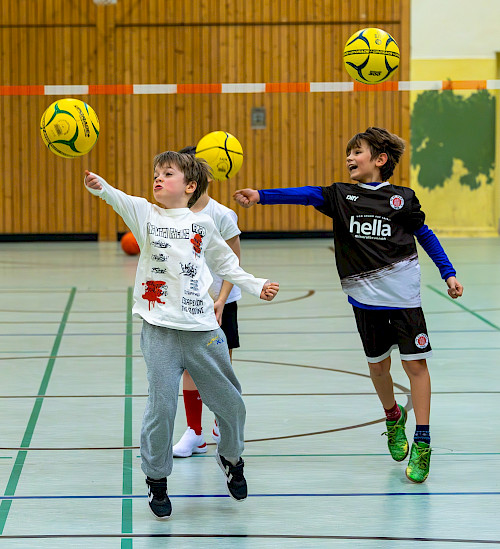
[415,333,429,349]
[390,195,404,210]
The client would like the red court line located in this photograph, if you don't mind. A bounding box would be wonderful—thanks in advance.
[0,85,45,96]
[177,83,222,94]
[442,80,486,90]
[266,82,310,93]
[88,84,134,95]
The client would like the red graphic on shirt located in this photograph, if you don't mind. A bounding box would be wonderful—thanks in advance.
[141,280,166,310]
[191,233,203,255]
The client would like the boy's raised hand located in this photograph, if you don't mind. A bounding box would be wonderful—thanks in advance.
[260,281,279,301]
[84,170,103,190]
[446,276,463,299]
[233,188,260,208]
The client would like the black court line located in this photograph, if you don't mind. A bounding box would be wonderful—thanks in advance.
[3,327,500,337]
[240,289,314,307]
[0,392,406,399]
[3,307,499,323]
[0,360,410,451]
[2,390,500,399]
[0,414,393,451]
[3,346,500,362]
[0,289,315,315]
[0,533,498,544]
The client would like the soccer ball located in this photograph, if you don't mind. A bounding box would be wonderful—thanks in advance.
[40,98,100,158]
[343,28,400,84]
[195,131,243,181]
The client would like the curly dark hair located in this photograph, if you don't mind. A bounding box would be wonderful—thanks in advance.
[346,127,405,181]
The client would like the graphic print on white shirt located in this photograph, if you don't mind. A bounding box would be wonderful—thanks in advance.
[85,176,265,331]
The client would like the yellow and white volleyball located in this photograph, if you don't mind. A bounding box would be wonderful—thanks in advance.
[40,98,100,158]
[343,27,400,84]
[195,131,243,181]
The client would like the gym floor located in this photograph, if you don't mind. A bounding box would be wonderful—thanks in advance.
[0,237,499,548]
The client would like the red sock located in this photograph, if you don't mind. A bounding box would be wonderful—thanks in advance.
[384,402,401,422]
[184,390,203,435]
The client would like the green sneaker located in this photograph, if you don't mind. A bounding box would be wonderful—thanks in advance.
[405,441,431,483]
[382,405,409,462]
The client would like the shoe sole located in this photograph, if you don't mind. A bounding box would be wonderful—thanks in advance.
[173,446,207,458]
[405,469,429,483]
[148,504,172,520]
[392,444,409,462]
[215,451,247,503]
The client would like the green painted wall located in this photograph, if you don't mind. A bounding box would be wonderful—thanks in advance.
[410,60,498,236]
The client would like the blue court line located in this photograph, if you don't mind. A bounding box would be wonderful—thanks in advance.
[163,452,500,457]
[1,491,499,500]
[0,288,76,536]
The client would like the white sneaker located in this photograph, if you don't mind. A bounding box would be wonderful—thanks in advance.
[172,428,207,458]
[212,420,220,444]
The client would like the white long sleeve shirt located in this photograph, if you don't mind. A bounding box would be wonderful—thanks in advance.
[86,175,268,331]
[197,198,242,304]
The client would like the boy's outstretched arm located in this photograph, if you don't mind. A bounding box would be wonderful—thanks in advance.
[234,186,325,207]
[260,281,279,301]
[82,170,149,243]
[233,188,260,208]
[446,276,463,299]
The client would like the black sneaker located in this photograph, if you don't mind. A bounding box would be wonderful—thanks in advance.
[215,449,247,501]
[146,477,172,519]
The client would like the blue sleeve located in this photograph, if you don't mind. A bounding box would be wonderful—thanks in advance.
[258,186,325,207]
[414,224,456,280]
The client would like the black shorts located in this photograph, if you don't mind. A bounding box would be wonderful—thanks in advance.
[221,301,240,350]
[352,306,432,363]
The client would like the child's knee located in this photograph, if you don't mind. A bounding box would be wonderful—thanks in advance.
[368,358,391,377]
[402,358,428,377]
[145,391,178,417]
[223,390,246,420]
[235,395,246,417]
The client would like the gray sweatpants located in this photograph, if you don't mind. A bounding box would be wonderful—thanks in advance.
[139,320,246,479]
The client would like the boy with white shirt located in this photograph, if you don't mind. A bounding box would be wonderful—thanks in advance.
[84,151,279,519]
[173,145,243,458]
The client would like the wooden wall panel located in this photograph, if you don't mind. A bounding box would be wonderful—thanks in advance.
[0,0,410,239]
[0,18,100,235]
